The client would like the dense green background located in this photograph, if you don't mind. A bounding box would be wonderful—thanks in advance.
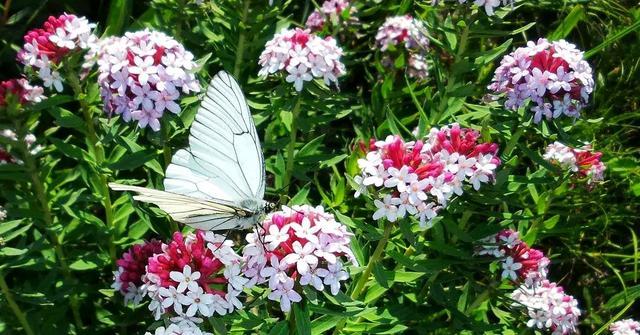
[0,0,639,334]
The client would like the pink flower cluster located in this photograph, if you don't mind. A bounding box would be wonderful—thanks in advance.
[241,205,356,312]
[145,322,212,335]
[355,123,500,228]
[511,280,581,335]
[258,28,346,91]
[0,78,45,107]
[478,230,549,284]
[112,239,162,305]
[543,141,605,184]
[0,130,42,165]
[305,0,358,32]
[488,38,594,123]
[18,14,97,92]
[479,230,580,334]
[375,15,430,79]
[610,319,640,335]
[112,231,247,325]
[432,0,514,16]
[90,29,200,131]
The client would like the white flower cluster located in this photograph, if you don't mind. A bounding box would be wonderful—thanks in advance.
[242,205,357,312]
[610,319,640,335]
[91,29,200,131]
[488,38,595,123]
[0,205,6,221]
[543,141,606,184]
[432,0,514,16]
[305,0,358,32]
[511,280,581,335]
[258,28,346,91]
[355,124,501,228]
[0,130,43,164]
[375,15,430,79]
[144,233,247,320]
[18,14,97,92]
[144,318,212,335]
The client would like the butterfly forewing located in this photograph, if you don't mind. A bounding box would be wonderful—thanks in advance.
[110,71,266,231]
[178,71,265,201]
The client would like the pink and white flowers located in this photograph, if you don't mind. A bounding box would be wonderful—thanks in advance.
[0,78,45,107]
[432,0,515,16]
[112,231,247,325]
[144,322,212,335]
[543,141,606,184]
[241,205,356,312]
[355,124,501,228]
[489,38,594,123]
[375,15,430,79]
[610,319,640,335]
[17,14,97,92]
[478,230,549,284]
[90,29,200,131]
[0,130,43,164]
[511,280,581,335]
[258,28,346,91]
[112,239,163,305]
[478,230,580,334]
[305,0,358,32]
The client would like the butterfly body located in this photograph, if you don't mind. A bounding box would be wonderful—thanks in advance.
[110,71,269,231]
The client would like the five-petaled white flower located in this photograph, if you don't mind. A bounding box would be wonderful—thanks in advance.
[170,265,201,293]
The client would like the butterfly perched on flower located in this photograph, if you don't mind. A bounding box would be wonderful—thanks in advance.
[110,71,274,230]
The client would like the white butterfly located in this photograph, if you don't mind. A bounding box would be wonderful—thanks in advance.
[110,71,273,230]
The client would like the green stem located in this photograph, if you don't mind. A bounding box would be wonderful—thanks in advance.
[160,119,173,168]
[282,97,302,202]
[66,70,117,262]
[434,18,472,123]
[233,0,251,78]
[332,223,393,334]
[160,121,179,233]
[0,271,35,335]
[13,120,84,330]
[350,223,392,299]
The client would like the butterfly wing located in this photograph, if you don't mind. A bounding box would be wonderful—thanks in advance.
[164,71,265,203]
[111,71,265,231]
[108,184,255,230]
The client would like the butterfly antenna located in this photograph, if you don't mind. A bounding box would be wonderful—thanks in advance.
[255,225,268,253]
[212,230,232,252]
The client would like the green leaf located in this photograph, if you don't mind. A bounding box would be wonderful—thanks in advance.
[605,285,640,309]
[319,154,347,169]
[49,138,90,162]
[289,185,310,205]
[268,321,289,335]
[548,5,584,40]
[0,247,28,256]
[311,315,342,335]
[108,149,158,171]
[293,303,312,335]
[586,18,640,58]
[70,259,99,271]
[103,0,131,35]
[47,107,86,134]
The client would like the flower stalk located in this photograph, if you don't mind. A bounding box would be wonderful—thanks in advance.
[332,223,393,334]
[13,117,84,330]
[282,96,302,202]
[0,270,35,335]
[66,68,117,262]
[233,0,251,78]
